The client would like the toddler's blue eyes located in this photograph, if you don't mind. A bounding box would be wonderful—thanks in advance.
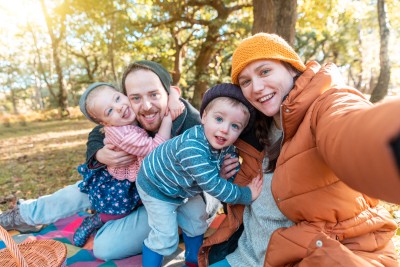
[216,117,223,123]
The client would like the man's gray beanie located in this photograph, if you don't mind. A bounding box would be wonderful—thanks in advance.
[134,60,172,94]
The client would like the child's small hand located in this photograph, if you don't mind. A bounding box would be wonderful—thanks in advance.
[167,101,185,121]
[248,175,262,201]
[163,111,173,124]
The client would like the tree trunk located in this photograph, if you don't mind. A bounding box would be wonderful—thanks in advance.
[40,0,69,116]
[153,1,251,109]
[354,26,363,90]
[252,0,297,45]
[28,26,57,104]
[169,24,199,98]
[170,27,183,87]
[10,89,19,115]
[54,48,69,116]
[108,12,118,84]
[34,75,45,111]
[5,66,19,115]
[370,0,391,103]
[191,28,221,109]
[190,0,254,109]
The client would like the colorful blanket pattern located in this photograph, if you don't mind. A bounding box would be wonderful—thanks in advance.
[0,212,141,266]
[0,212,225,266]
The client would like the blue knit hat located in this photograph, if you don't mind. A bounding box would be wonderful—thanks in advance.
[200,83,256,133]
[79,82,116,123]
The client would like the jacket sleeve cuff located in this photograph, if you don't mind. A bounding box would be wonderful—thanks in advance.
[87,157,106,170]
[240,186,252,205]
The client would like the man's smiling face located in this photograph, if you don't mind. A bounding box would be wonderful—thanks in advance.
[124,69,168,132]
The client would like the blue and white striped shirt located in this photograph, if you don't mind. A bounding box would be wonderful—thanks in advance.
[137,125,252,205]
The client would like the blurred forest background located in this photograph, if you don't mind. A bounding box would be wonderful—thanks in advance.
[0,0,399,259]
[0,0,399,120]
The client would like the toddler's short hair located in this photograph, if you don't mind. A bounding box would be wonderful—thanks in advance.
[200,83,256,133]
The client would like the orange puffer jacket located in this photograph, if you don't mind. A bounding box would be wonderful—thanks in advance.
[199,61,400,267]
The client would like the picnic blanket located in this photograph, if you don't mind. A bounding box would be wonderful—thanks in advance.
[1,212,226,267]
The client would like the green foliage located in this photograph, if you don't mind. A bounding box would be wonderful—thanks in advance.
[1,0,400,112]
[297,0,360,65]
[295,0,400,92]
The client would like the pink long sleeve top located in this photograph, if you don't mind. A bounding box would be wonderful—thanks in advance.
[104,125,166,181]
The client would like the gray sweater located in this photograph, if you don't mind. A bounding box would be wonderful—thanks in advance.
[226,125,294,266]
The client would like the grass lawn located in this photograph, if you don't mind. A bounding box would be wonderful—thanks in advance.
[0,118,399,261]
[0,119,95,211]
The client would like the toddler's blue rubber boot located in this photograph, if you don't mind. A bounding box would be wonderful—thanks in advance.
[142,242,163,267]
[183,232,204,267]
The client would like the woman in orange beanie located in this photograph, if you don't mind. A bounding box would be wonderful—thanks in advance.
[199,33,400,267]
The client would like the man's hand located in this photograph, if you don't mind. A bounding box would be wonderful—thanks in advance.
[248,175,263,201]
[220,154,240,179]
[95,144,136,168]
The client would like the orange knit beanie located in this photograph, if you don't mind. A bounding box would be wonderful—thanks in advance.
[231,33,306,85]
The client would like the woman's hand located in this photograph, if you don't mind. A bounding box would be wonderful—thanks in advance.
[95,144,136,168]
[248,175,263,201]
[220,154,240,179]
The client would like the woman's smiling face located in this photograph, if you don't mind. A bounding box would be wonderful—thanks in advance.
[237,59,297,124]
